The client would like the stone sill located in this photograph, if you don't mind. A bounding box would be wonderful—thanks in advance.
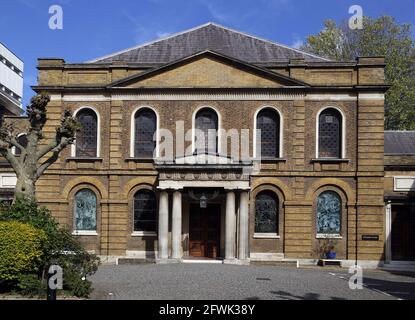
[72,231,98,236]
[316,234,343,239]
[311,158,350,163]
[253,233,280,239]
[131,232,157,237]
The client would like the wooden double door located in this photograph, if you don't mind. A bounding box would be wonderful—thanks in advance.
[392,205,415,261]
[189,204,221,258]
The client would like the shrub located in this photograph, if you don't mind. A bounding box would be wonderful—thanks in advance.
[16,274,46,297]
[0,221,46,282]
[0,197,100,298]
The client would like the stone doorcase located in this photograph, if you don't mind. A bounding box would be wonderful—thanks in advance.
[155,154,252,264]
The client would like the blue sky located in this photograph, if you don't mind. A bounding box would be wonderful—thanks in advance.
[1,0,415,108]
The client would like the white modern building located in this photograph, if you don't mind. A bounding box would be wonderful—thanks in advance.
[0,42,23,116]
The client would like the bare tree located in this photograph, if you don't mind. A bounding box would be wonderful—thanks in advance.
[0,92,79,200]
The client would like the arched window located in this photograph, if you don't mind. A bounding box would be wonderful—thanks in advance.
[74,189,97,232]
[14,134,28,156]
[134,109,157,159]
[257,108,281,159]
[195,108,218,154]
[318,108,342,158]
[255,191,278,234]
[75,109,98,157]
[316,191,341,235]
[134,190,157,232]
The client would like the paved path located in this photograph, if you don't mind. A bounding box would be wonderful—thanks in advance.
[89,264,415,300]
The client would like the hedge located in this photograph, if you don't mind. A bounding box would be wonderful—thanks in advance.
[0,221,46,281]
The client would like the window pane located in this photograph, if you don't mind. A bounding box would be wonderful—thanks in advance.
[14,134,28,156]
[319,109,341,158]
[134,190,156,232]
[74,189,97,231]
[135,109,156,158]
[76,110,98,157]
[257,109,280,159]
[317,191,341,234]
[255,191,278,233]
[195,109,218,154]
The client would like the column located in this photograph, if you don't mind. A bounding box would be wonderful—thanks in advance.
[171,190,183,260]
[385,202,392,264]
[225,191,236,260]
[238,191,249,261]
[158,190,169,260]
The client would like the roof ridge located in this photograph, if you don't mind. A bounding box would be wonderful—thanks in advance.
[87,22,330,63]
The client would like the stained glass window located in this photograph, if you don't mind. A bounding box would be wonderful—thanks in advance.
[317,191,341,234]
[195,108,218,154]
[319,108,342,158]
[14,134,28,156]
[74,189,97,231]
[257,109,280,159]
[76,109,98,157]
[135,109,157,158]
[134,190,157,232]
[255,191,278,234]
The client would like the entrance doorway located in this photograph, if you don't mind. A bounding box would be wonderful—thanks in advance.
[189,204,221,258]
[392,205,415,261]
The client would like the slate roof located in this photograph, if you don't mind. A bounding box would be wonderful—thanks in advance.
[90,22,329,64]
[385,131,415,154]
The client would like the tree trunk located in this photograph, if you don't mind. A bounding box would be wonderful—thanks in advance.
[14,174,36,200]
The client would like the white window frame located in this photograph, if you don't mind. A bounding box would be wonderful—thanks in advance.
[11,132,27,155]
[316,106,346,159]
[253,106,284,159]
[73,189,98,234]
[130,106,160,158]
[71,106,101,158]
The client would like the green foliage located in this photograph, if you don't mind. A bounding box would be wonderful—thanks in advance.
[0,196,100,298]
[16,274,46,297]
[301,16,415,130]
[0,221,46,281]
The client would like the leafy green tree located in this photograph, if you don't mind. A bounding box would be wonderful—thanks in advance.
[301,16,415,130]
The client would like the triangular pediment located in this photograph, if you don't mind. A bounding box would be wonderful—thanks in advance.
[109,51,308,88]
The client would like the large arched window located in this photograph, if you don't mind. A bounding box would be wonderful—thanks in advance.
[75,109,98,157]
[256,108,281,159]
[134,108,157,159]
[134,190,157,232]
[255,191,279,234]
[316,191,341,235]
[74,189,97,232]
[13,134,28,156]
[194,108,218,154]
[318,108,342,158]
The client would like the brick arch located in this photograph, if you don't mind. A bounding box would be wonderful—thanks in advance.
[62,177,108,199]
[305,178,355,203]
[122,176,157,199]
[251,177,292,201]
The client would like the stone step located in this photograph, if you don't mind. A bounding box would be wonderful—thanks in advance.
[250,259,299,268]
[117,258,155,265]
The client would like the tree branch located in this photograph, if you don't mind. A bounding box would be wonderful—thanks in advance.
[36,136,73,179]
[0,144,21,174]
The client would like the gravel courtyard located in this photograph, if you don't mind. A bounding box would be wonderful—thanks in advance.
[89,264,415,300]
